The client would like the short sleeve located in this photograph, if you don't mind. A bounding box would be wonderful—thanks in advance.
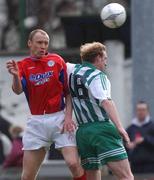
[59,58,70,96]
[66,62,76,80]
[89,73,111,105]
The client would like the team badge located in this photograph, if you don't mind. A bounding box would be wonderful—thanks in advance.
[47,60,55,67]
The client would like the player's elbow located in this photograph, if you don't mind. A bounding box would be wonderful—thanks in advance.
[101,98,112,106]
[15,91,22,95]
[12,87,23,95]
[14,90,23,95]
[101,98,114,112]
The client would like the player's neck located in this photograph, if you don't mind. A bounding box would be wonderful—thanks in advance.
[30,53,48,60]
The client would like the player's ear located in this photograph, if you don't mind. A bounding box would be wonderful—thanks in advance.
[95,54,100,61]
[28,40,31,48]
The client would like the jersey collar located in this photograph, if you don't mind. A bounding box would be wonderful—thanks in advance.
[30,52,49,61]
[82,61,106,74]
[82,61,97,70]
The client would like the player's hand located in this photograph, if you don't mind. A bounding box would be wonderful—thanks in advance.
[61,118,77,134]
[126,141,136,150]
[118,127,130,145]
[6,60,19,76]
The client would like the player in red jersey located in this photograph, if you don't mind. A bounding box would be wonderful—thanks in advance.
[6,29,86,180]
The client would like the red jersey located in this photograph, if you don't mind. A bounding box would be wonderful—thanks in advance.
[17,53,69,115]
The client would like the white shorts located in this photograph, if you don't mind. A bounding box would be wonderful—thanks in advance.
[23,111,76,150]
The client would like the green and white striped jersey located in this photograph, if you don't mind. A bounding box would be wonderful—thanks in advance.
[68,62,111,126]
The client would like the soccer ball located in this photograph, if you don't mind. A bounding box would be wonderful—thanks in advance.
[100,3,126,29]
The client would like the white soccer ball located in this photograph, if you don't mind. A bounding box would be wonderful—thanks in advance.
[100,3,127,28]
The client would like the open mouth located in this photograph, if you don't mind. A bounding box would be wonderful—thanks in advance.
[40,51,45,54]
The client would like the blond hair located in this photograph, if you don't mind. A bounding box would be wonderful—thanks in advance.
[80,42,106,63]
[28,29,49,41]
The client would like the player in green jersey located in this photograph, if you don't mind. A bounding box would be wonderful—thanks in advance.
[68,42,134,180]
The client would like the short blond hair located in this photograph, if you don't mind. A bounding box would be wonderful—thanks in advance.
[80,42,106,63]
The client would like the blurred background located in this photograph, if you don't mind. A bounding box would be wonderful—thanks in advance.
[1,0,154,179]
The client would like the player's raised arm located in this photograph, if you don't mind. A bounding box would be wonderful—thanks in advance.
[6,60,23,95]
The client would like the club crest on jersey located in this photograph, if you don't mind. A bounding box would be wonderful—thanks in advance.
[29,71,53,86]
[47,60,55,67]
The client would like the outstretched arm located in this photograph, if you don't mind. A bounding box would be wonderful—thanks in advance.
[6,60,23,94]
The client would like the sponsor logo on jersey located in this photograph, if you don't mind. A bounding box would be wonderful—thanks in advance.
[47,60,55,67]
[29,71,53,85]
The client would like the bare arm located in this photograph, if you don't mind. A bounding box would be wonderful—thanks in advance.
[102,99,130,143]
[6,60,23,94]
[65,93,73,119]
[62,94,76,133]
[12,74,23,94]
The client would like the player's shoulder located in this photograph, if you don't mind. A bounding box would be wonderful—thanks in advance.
[88,68,102,78]
[17,57,32,66]
[66,62,76,70]
[100,71,107,78]
[66,62,77,76]
[87,69,108,86]
[48,53,65,62]
[47,53,67,69]
[99,72,109,84]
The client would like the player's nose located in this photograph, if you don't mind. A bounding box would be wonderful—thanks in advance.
[40,42,47,49]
